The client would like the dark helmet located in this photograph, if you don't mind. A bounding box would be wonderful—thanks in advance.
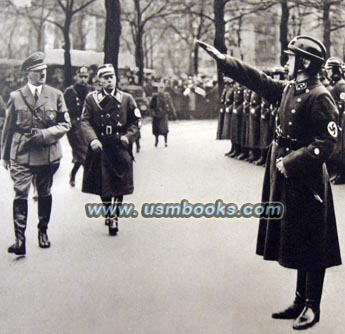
[285,35,326,63]
[325,57,343,69]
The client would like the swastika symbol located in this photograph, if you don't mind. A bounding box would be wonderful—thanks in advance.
[327,121,338,138]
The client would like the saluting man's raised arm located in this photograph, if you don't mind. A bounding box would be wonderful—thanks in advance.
[196,40,226,61]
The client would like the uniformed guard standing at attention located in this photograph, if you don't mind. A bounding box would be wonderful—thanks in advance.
[228,83,244,158]
[80,64,141,236]
[237,87,251,160]
[247,90,261,163]
[1,52,70,255]
[325,57,345,184]
[64,66,91,187]
[197,36,342,330]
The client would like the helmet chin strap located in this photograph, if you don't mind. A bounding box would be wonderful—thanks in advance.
[294,56,311,81]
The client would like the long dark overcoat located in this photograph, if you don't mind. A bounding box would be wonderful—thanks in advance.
[220,57,342,270]
[150,92,176,136]
[218,83,234,140]
[80,89,140,197]
[230,84,244,145]
[64,84,90,164]
[247,91,261,149]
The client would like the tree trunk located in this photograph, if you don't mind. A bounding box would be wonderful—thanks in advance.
[104,0,121,77]
[135,28,145,85]
[134,0,144,85]
[323,1,331,57]
[280,0,289,66]
[213,0,227,97]
[63,13,73,88]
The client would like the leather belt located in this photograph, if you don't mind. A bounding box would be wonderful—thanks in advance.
[274,134,306,150]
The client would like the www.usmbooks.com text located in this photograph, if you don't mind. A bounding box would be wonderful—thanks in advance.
[85,199,284,219]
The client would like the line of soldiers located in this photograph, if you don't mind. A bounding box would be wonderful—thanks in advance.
[218,60,345,180]
[217,67,286,166]
[324,57,345,184]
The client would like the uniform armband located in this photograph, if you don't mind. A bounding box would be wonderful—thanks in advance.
[56,111,70,123]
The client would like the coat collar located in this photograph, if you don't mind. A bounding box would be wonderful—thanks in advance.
[294,77,320,95]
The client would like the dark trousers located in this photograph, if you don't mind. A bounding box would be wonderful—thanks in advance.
[296,268,326,309]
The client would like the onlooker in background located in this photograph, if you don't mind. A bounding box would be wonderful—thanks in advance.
[150,82,177,147]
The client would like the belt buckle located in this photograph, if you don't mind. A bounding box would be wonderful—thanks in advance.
[105,125,112,135]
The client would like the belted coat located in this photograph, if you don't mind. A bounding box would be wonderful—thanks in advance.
[80,89,141,197]
[64,83,90,164]
[220,57,342,270]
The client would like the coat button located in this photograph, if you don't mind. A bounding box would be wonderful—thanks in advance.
[297,98,302,102]
[101,133,104,136]
[291,109,296,113]
[101,115,104,118]
[116,114,119,117]
[287,134,290,138]
[314,148,320,155]
[116,132,119,135]
[286,147,290,152]
[306,89,310,93]
[288,121,292,125]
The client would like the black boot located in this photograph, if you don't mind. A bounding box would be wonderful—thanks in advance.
[37,195,52,248]
[236,149,248,160]
[108,216,118,236]
[69,162,81,187]
[293,268,325,330]
[272,292,305,319]
[228,145,238,158]
[8,199,28,256]
[293,303,320,330]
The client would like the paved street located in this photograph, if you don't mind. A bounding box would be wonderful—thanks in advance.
[0,119,344,334]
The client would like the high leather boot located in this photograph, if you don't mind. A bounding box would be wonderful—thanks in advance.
[272,291,305,319]
[272,270,306,320]
[8,199,28,255]
[109,197,122,236]
[293,269,325,330]
[228,144,239,158]
[236,148,249,160]
[37,195,52,248]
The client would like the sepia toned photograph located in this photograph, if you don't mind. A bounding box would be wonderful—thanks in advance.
[0,1,344,333]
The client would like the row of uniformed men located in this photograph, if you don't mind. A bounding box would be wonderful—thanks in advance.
[218,60,345,179]
[216,67,286,166]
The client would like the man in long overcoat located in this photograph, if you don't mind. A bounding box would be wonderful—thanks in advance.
[80,64,141,236]
[325,57,345,184]
[150,82,176,147]
[64,66,91,186]
[197,36,342,330]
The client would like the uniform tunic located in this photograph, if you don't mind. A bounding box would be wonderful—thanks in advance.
[1,84,70,166]
[64,83,90,164]
[80,89,141,197]
[220,57,342,270]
